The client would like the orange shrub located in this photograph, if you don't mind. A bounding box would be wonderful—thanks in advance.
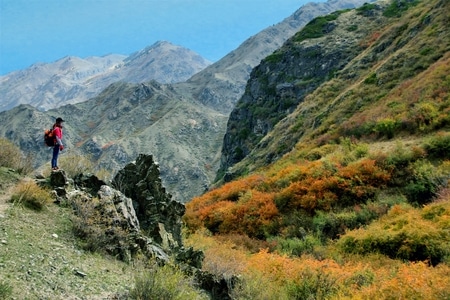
[185,228,450,300]
[275,159,390,212]
[186,190,279,238]
[354,262,450,299]
[186,158,392,237]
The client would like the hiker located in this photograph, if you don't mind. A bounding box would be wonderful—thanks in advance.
[51,117,65,170]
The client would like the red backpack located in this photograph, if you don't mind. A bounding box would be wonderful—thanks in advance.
[44,128,55,147]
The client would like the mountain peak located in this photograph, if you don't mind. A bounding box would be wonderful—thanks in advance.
[0,42,211,112]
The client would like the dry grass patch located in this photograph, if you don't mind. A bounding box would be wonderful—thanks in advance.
[10,179,53,211]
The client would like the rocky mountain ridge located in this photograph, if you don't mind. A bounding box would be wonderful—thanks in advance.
[0,41,211,112]
[217,1,388,179]
[183,0,376,114]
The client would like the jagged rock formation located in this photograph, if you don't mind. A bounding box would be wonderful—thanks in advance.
[48,154,196,262]
[44,154,234,298]
[111,154,185,249]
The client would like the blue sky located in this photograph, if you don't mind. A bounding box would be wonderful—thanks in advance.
[0,0,320,75]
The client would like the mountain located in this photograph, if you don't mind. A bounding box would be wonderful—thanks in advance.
[0,83,227,202]
[217,0,450,182]
[0,0,377,203]
[183,0,376,114]
[0,54,125,112]
[217,1,388,179]
[0,41,211,112]
[183,0,449,297]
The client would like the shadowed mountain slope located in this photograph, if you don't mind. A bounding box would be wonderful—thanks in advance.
[217,0,450,182]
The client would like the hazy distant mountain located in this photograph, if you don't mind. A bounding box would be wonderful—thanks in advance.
[0,54,125,111]
[0,41,211,112]
[0,0,375,202]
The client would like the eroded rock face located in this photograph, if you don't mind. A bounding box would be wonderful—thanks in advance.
[47,155,237,298]
[112,154,185,249]
[48,154,198,264]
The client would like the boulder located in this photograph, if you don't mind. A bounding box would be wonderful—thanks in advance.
[50,169,68,188]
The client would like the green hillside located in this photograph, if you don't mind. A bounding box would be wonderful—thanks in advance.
[185,0,450,298]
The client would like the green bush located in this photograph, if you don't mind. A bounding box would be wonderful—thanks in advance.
[346,25,358,32]
[286,270,338,300]
[374,118,399,138]
[272,235,322,257]
[356,3,377,15]
[383,0,419,18]
[338,202,450,265]
[364,73,378,85]
[410,102,439,131]
[403,159,447,205]
[422,132,450,159]
[265,51,283,64]
[293,12,342,43]
[383,143,419,167]
[312,207,382,240]
[128,263,207,300]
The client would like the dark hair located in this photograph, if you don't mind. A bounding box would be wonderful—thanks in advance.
[56,117,65,123]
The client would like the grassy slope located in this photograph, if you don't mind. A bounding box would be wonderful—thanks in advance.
[231,0,449,174]
[0,176,134,299]
[183,0,450,298]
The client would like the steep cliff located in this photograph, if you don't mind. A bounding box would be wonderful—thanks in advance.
[217,0,449,181]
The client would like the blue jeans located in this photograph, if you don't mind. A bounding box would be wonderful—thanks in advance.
[51,145,60,168]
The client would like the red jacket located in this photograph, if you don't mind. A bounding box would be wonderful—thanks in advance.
[53,124,63,146]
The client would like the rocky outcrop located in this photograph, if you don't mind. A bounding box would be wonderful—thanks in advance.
[47,154,196,262]
[46,154,235,299]
[112,154,184,249]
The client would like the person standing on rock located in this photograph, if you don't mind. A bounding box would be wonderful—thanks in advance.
[51,117,65,171]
